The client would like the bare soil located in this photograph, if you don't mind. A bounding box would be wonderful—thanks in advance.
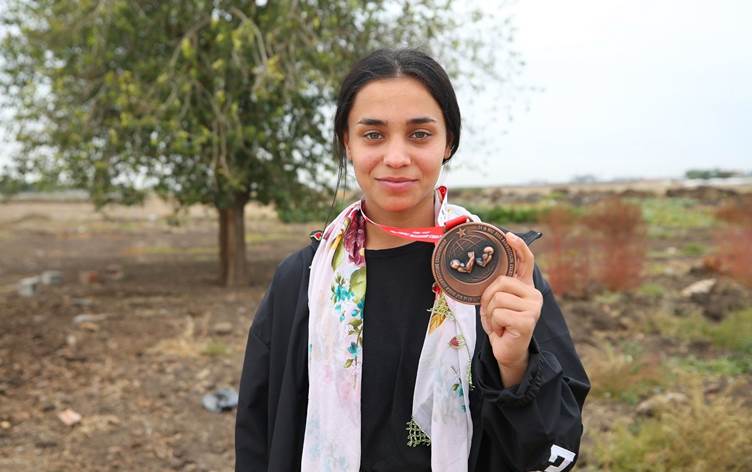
[1,188,750,471]
[0,199,309,471]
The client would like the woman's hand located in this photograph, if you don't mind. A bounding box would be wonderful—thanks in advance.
[479,232,543,388]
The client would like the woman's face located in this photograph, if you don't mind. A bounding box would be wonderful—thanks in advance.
[344,76,452,219]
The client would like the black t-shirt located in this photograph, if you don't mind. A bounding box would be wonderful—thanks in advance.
[360,241,435,472]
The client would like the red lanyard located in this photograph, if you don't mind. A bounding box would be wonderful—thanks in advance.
[358,207,469,244]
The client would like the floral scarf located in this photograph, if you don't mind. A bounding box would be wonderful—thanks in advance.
[302,187,477,472]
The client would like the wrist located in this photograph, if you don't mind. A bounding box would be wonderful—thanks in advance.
[497,353,530,388]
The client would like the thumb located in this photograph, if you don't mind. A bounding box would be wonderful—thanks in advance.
[505,232,535,286]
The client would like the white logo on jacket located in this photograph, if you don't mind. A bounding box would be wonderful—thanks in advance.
[530,444,576,472]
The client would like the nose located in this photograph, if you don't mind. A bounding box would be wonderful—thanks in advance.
[383,138,410,168]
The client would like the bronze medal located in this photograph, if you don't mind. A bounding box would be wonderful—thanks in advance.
[431,222,516,305]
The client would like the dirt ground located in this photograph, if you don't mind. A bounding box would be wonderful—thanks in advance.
[0,198,312,471]
[1,187,750,471]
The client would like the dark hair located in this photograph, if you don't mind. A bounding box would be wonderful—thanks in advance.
[333,47,462,171]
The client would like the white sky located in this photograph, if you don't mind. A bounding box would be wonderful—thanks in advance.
[2,0,751,187]
[444,0,752,186]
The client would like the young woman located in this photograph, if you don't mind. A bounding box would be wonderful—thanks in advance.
[235,48,590,472]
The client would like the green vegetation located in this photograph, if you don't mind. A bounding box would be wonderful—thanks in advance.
[545,188,573,203]
[583,319,752,468]
[685,168,741,180]
[276,197,347,224]
[673,355,752,376]
[593,290,623,305]
[587,347,671,405]
[652,308,752,355]
[645,261,670,277]
[646,244,703,259]
[638,198,714,231]
[653,312,708,343]
[202,340,230,357]
[0,175,83,199]
[681,242,705,257]
[636,282,664,299]
[706,308,752,353]
[1,0,504,286]
[467,205,543,225]
[587,384,752,472]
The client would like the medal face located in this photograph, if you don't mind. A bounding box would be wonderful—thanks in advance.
[432,222,516,305]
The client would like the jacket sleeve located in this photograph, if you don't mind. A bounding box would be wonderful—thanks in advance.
[235,273,275,471]
[235,242,317,472]
[473,264,591,472]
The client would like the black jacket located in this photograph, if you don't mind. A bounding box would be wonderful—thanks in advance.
[235,231,590,471]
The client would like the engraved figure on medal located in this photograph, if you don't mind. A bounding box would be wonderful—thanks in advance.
[432,223,516,305]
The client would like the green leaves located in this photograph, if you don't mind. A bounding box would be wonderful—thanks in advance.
[180,37,194,60]
[0,0,514,216]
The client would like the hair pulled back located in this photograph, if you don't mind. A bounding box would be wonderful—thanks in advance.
[333,48,462,169]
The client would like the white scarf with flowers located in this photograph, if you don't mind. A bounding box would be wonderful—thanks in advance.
[302,187,477,472]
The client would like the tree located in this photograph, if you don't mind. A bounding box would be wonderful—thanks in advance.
[1,0,516,286]
[685,168,740,180]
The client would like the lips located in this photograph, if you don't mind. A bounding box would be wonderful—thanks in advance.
[375,177,418,192]
[376,177,418,183]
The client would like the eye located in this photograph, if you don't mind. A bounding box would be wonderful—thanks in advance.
[363,131,383,140]
[411,130,432,140]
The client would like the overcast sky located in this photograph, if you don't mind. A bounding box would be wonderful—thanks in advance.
[2,1,750,187]
[444,0,752,186]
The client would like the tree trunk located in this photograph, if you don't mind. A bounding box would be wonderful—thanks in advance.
[217,194,248,287]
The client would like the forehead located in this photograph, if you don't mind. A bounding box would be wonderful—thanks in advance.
[349,77,444,123]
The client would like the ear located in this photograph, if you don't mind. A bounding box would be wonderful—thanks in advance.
[443,133,454,162]
[443,144,452,163]
[343,130,351,161]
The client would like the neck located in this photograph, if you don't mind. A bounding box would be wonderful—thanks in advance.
[362,195,436,250]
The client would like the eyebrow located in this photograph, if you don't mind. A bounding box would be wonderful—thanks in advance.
[356,117,438,126]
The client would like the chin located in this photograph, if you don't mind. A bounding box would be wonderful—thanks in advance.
[372,193,423,214]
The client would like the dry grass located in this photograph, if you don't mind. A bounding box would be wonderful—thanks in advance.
[585,346,670,404]
[539,204,592,297]
[583,197,647,292]
[538,198,647,296]
[146,316,232,358]
[713,195,752,287]
[587,382,752,472]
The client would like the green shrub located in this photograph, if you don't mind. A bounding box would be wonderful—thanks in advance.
[681,242,705,257]
[586,347,670,404]
[202,340,230,357]
[673,355,752,376]
[468,205,543,225]
[637,282,664,299]
[589,384,752,471]
[706,308,752,353]
[638,197,714,230]
[653,308,752,355]
[276,198,347,224]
